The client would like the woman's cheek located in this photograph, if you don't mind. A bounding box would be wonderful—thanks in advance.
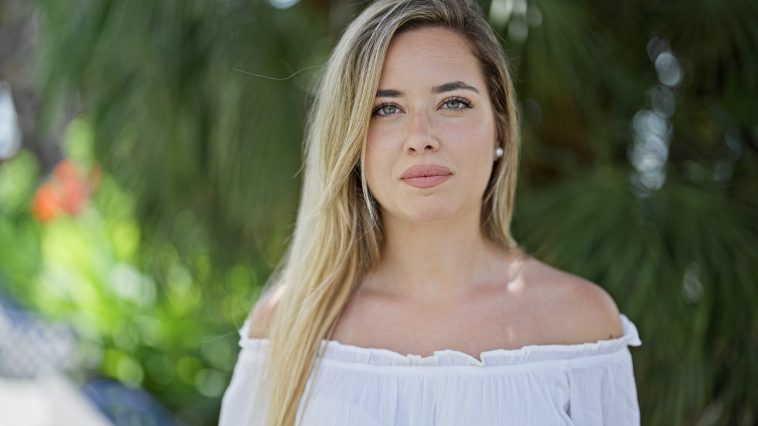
[461,149,492,192]
[364,145,391,204]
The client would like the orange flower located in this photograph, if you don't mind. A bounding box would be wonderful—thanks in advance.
[32,183,60,222]
[31,160,98,222]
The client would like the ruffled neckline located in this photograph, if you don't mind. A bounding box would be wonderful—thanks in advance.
[239,313,642,368]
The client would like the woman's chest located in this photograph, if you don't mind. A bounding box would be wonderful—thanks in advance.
[296,367,574,426]
[329,286,563,360]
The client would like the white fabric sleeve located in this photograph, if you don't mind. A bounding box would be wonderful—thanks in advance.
[566,348,641,425]
[218,318,270,426]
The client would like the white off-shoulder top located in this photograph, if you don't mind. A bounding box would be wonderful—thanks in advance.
[219,313,642,426]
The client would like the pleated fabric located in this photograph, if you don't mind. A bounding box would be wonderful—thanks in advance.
[219,313,642,426]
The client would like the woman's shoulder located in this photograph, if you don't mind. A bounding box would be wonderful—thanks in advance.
[522,256,624,344]
[246,284,287,339]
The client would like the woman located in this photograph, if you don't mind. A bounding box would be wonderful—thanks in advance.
[220,0,642,425]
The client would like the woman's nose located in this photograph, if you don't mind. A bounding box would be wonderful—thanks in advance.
[404,109,439,154]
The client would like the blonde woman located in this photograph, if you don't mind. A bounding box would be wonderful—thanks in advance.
[219,0,642,425]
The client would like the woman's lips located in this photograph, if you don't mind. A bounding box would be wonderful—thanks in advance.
[402,174,451,188]
[400,164,452,189]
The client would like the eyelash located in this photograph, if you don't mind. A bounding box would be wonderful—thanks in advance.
[371,96,474,117]
[440,96,474,110]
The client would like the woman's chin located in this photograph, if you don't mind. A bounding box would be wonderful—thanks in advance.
[377,195,470,224]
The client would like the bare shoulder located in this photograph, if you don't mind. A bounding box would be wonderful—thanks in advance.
[247,284,286,339]
[524,257,624,343]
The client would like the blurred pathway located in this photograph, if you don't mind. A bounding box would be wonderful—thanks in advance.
[0,374,111,426]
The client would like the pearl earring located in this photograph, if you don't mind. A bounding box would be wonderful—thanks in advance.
[495,146,504,159]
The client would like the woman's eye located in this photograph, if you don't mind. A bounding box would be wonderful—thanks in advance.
[441,97,472,111]
[373,103,400,116]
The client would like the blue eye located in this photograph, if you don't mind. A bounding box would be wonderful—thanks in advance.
[441,97,472,110]
[373,103,400,116]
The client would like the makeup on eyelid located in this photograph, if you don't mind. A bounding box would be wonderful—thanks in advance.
[371,95,474,117]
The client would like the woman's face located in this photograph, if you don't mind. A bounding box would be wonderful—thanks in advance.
[365,26,498,224]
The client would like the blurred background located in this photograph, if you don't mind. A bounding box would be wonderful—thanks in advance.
[0,0,756,424]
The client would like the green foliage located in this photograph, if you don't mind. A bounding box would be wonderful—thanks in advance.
[34,0,328,267]
[0,120,269,422]
[5,0,755,425]
[0,150,43,286]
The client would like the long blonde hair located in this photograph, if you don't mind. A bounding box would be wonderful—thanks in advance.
[257,1,522,424]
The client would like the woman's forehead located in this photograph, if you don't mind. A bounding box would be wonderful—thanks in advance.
[379,27,484,90]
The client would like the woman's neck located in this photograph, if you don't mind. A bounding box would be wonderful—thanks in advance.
[365,209,517,304]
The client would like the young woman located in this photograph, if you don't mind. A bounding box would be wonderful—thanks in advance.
[219,1,642,425]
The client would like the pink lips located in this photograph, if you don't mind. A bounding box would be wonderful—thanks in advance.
[401,164,452,188]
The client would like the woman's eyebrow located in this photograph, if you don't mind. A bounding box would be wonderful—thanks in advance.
[376,89,403,97]
[432,81,480,94]
[375,81,480,98]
